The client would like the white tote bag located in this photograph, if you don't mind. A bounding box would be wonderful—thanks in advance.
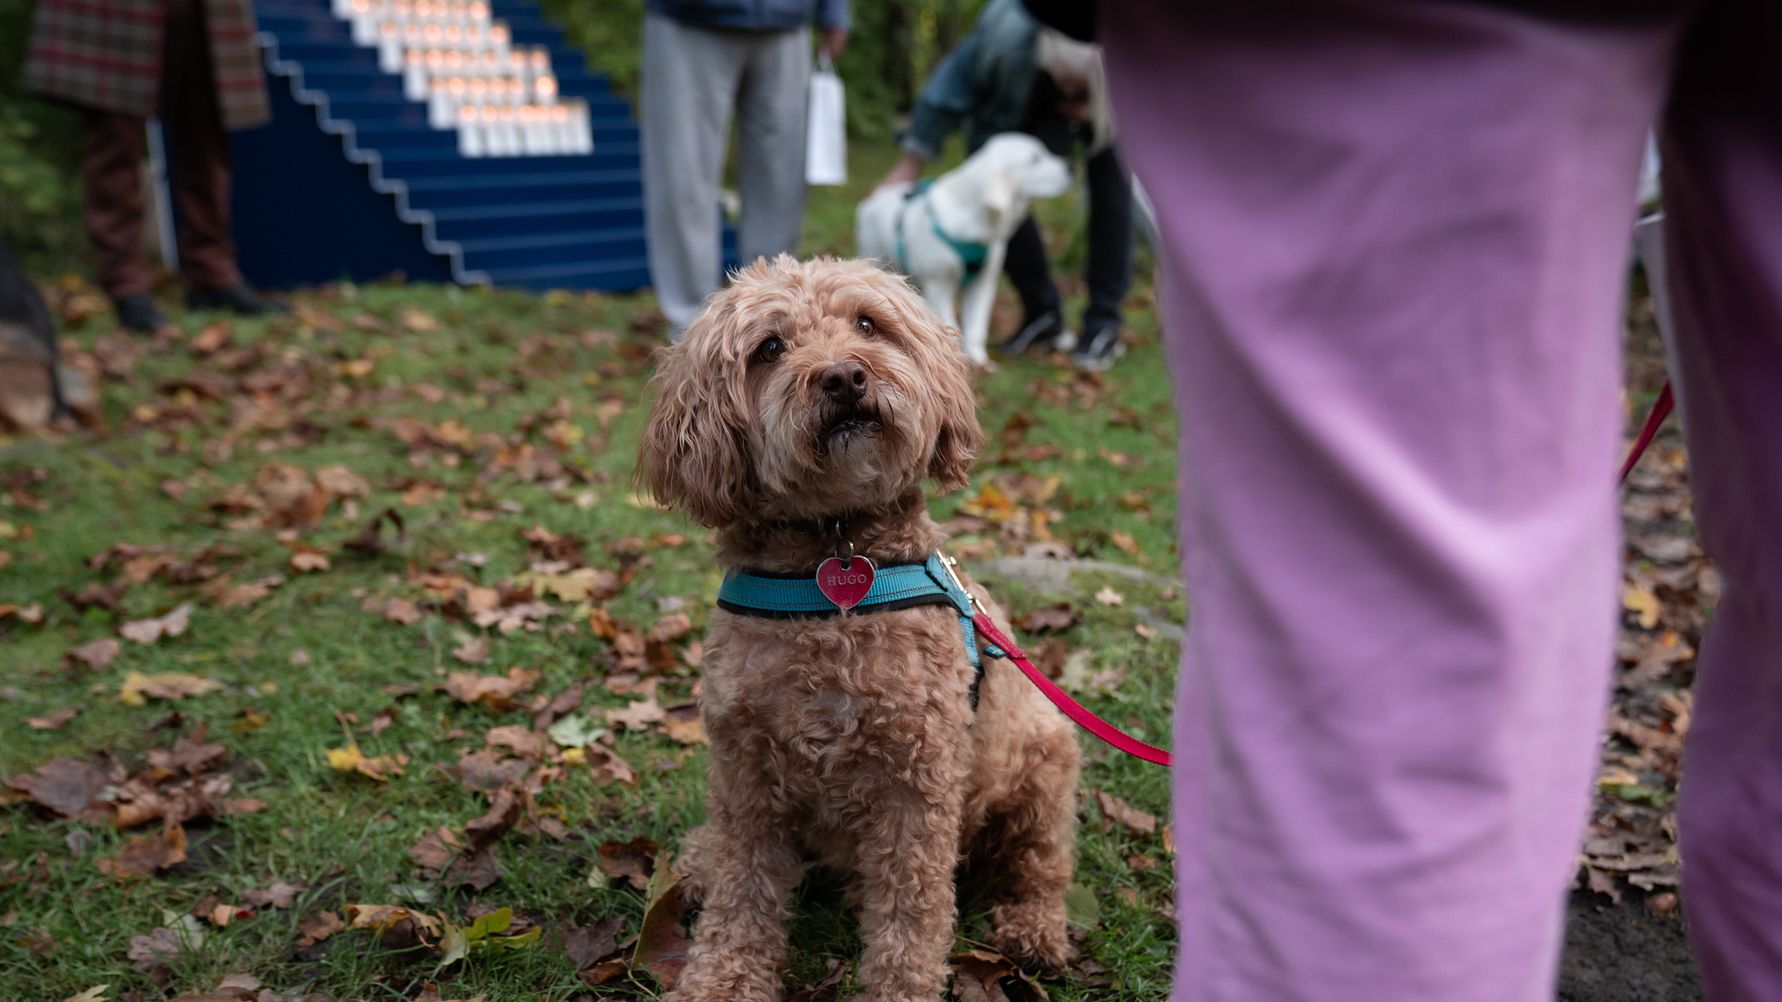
[806,54,847,186]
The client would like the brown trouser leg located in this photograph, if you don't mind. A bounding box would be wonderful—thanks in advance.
[84,112,154,300]
[83,0,241,299]
[161,0,241,291]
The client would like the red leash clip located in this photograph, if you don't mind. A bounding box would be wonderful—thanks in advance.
[942,556,1173,767]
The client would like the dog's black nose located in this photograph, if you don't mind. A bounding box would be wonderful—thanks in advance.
[820,362,869,403]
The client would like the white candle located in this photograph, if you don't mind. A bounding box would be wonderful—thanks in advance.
[377,27,403,73]
[569,100,591,154]
[458,106,485,157]
[547,104,569,155]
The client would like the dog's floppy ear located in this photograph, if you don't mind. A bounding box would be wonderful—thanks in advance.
[915,315,985,493]
[636,323,757,527]
[981,170,1019,227]
[927,350,983,492]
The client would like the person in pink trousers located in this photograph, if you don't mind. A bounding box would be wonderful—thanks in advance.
[1046,0,1782,998]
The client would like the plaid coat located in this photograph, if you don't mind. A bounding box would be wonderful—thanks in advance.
[23,0,271,130]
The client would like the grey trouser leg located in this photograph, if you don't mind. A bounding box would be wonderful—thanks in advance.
[641,14,810,336]
[642,13,743,334]
[734,28,810,266]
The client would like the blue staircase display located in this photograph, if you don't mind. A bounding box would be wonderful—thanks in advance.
[232,0,730,291]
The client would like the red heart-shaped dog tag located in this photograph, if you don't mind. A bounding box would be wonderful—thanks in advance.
[815,556,876,611]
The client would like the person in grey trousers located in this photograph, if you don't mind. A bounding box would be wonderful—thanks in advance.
[641,0,849,338]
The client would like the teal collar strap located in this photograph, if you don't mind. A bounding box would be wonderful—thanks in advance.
[893,180,991,284]
[715,552,1001,707]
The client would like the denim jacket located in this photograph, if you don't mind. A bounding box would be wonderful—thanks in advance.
[902,0,1039,160]
[647,0,848,32]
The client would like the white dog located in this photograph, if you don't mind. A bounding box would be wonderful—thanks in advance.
[857,133,1072,365]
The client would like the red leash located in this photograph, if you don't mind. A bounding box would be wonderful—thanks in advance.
[1620,382,1674,483]
[973,613,1174,767]
[963,383,1672,771]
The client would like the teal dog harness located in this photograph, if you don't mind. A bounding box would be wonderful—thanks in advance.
[715,552,1003,709]
[893,180,991,285]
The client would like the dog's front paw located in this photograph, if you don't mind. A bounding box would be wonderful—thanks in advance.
[663,969,780,1002]
[989,898,1072,975]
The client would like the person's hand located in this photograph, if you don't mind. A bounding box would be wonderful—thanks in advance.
[875,153,923,192]
[820,26,848,60]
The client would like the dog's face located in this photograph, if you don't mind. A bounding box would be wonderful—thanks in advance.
[977,133,1073,206]
[639,256,985,527]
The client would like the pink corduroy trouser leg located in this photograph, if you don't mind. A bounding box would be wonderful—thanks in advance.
[1100,1,1782,999]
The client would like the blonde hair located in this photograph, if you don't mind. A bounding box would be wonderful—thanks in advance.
[1035,29,1113,155]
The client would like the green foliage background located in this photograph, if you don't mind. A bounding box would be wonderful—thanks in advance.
[0,0,88,265]
[536,0,986,140]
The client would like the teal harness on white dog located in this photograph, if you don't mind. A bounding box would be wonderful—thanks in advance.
[893,180,991,284]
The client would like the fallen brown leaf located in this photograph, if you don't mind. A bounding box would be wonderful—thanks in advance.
[465,787,522,850]
[606,695,666,732]
[289,548,331,573]
[325,742,407,781]
[97,824,188,878]
[65,637,121,670]
[585,744,638,786]
[25,707,80,731]
[120,670,221,706]
[452,635,492,664]
[662,702,708,746]
[243,879,305,909]
[408,826,463,873]
[455,749,530,793]
[296,910,344,947]
[119,602,193,645]
[6,754,121,818]
[633,855,692,989]
[346,903,443,940]
[1095,790,1158,836]
[1014,604,1080,635]
[565,915,625,972]
[485,724,549,759]
[442,667,541,711]
[596,837,659,891]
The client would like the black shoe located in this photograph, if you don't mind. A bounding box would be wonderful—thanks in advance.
[114,294,170,333]
[186,284,290,316]
[998,309,1074,355]
[1071,324,1126,373]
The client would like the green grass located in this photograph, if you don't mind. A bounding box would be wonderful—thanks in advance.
[0,139,1180,1000]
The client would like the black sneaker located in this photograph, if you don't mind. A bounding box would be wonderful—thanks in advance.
[113,294,170,333]
[186,284,290,316]
[1071,324,1126,372]
[998,309,1074,355]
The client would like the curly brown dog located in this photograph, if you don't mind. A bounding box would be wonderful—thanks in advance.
[638,255,1081,1002]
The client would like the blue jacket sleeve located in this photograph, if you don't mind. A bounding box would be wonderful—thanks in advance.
[816,0,848,31]
[902,31,983,161]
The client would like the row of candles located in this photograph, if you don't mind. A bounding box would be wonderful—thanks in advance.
[359,17,511,52]
[404,61,556,105]
[455,102,592,157]
[334,0,494,30]
[333,0,592,157]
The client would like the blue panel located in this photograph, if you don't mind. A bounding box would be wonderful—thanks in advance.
[232,73,451,287]
[232,0,731,292]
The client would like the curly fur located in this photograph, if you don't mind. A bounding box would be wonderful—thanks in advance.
[639,256,1081,1002]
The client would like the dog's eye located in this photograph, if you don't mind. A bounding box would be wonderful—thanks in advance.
[855,315,875,334]
[753,336,786,364]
